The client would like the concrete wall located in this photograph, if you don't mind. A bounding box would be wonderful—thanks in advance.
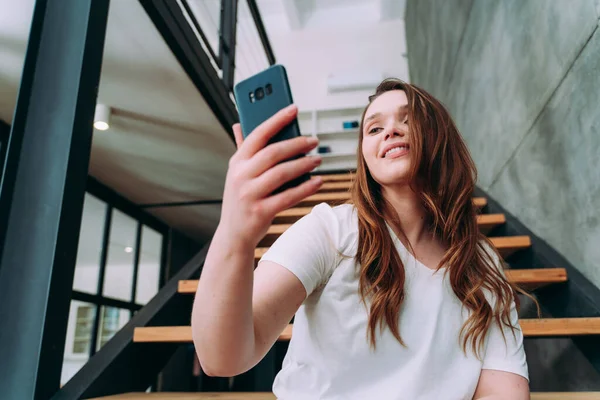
[405,0,600,390]
[405,0,600,290]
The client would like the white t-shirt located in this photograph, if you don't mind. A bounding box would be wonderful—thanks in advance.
[259,203,528,400]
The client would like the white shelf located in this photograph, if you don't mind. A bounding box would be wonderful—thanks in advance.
[319,152,356,159]
[317,129,359,137]
[298,105,365,116]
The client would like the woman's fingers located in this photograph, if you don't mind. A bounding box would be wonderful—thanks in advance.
[246,135,319,177]
[250,155,322,199]
[232,123,244,149]
[261,175,323,214]
[237,105,298,159]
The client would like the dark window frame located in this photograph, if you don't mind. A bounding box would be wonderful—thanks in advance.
[71,178,170,359]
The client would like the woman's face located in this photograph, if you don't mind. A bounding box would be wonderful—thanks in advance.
[361,90,412,186]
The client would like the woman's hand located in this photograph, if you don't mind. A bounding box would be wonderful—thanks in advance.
[218,104,323,252]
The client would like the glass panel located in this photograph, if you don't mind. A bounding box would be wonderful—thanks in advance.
[234,0,270,85]
[135,226,163,304]
[73,194,106,294]
[185,0,221,61]
[62,301,97,385]
[103,209,136,301]
[96,306,129,351]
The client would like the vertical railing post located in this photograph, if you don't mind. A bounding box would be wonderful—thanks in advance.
[220,0,239,91]
[0,0,110,398]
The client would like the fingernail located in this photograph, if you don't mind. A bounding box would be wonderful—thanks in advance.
[313,176,323,185]
[285,104,297,114]
[312,155,322,164]
[307,137,318,145]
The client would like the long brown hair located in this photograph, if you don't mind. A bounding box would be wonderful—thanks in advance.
[351,78,536,358]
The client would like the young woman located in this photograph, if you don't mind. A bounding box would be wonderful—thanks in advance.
[192,79,530,399]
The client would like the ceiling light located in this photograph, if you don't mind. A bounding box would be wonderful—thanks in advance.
[125,246,133,253]
[94,104,111,131]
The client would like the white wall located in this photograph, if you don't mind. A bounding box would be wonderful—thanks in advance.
[265,18,409,111]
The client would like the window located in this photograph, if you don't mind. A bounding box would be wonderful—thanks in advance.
[62,185,167,386]
[72,305,94,354]
[97,307,128,349]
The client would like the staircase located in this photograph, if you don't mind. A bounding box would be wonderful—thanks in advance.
[96,172,600,399]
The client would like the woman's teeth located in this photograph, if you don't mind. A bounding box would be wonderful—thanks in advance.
[385,146,408,158]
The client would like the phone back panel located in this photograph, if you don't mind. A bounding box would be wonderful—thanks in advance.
[234,64,300,142]
[233,65,309,193]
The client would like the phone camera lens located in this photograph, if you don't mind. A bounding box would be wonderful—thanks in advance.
[255,87,265,100]
[265,84,273,95]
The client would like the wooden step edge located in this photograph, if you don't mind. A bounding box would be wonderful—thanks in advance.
[87,392,600,400]
[316,173,355,182]
[505,268,567,290]
[133,318,600,343]
[300,192,487,205]
[489,235,532,258]
[133,324,293,343]
[268,213,506,236]
[318,181,352,191]
[254,235,532,261]
[178,267,567,294]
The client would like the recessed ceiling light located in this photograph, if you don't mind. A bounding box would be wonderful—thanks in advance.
[94,104,111,131]
[125,247,133,253]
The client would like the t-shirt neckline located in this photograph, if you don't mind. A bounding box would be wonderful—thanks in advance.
[384,221,446,277]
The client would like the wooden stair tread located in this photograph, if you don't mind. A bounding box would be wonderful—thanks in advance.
[489,235,531,258]
[133,318,600,343]
[476,213,506,234]
[505,268,567,290]
[317,173,354,182]
[178,268,567,294]
[298,193,487,208]
[319,181,352,191]
[88,393,600,400]
[254,235,530,262]
[134,325,292,343]
[262,213,506,246]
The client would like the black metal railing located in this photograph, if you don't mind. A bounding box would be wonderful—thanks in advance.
[177,0,276,92]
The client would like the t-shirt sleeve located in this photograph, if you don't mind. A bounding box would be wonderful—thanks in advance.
[482,298,529,381]
[258,202,344,298]
[480,241,529,381]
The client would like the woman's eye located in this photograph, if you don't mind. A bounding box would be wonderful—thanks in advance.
[369,127,382,134]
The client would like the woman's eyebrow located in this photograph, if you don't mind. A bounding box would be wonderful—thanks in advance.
[364,112,381,123]
[397,105,408,117]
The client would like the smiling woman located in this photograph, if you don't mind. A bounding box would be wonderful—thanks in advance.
[193,78,537,399]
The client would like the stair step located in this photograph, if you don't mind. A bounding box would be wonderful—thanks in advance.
[477,213,506,235]
[318,181,352,192]
[275,204,504,228]
[297,193,488,208]
[88,392,600,400]
[504,268,567,290]
[177,268,567,295]
[134,325,292,343]
[489,235,532,258]
[262,213,506,246]
[253,235,529,262]
[273,207,314,224]
[317,173,354,182]
[133,318,600,343]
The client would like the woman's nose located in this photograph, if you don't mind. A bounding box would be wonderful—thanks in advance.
[384,127,404,140]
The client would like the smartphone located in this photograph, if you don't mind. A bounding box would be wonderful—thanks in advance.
[234,64,310,194]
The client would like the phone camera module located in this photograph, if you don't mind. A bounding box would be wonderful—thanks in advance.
[255,87,265,101]
[265,84,273,95]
